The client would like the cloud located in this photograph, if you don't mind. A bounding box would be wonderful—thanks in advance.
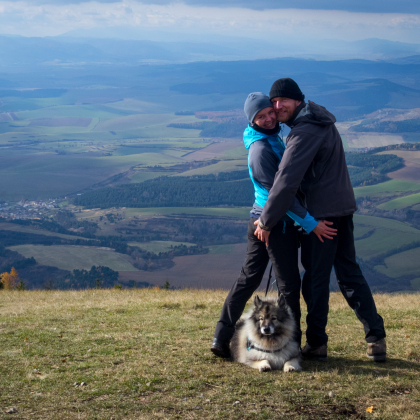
[0,0,419,43]
[24,0,420,14]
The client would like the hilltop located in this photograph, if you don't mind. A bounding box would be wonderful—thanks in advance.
[1,289,419,419]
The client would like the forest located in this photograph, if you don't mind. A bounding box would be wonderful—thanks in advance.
[74,151,404,209]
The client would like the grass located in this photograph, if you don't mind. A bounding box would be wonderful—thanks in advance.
[123,207,251,219]
[353,180,420,199]
[0,223,94,242]
[375,247,420,278]
[7,245,138,272]
[207,244,235,255]
[377,192,420,211]
[0,289,419,419]
[353,215,420,260]
[175,160,248,176]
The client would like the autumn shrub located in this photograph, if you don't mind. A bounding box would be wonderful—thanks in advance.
[0,267,19,290]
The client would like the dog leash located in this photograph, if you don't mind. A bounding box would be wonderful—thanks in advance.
[265,264,274,297]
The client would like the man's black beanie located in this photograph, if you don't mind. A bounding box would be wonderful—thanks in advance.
[269,78,305,101]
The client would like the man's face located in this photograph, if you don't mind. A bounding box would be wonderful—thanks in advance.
[271,97,301,123]
[253,106,277,129]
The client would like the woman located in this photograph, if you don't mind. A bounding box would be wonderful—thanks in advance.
[211,92,336,358]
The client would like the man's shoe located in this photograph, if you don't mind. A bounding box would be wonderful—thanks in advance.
[301,343,327,362]
[367,338,386,363]
[210,338,230,359]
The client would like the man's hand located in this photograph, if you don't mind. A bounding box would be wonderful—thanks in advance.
[254,219,271,246]
[312,220,337,243]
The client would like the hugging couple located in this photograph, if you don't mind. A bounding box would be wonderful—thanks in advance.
[211,78,387,363]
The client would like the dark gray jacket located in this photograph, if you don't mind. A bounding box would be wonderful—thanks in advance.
[259,101,357,230]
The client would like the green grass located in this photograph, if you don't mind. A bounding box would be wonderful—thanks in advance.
[207,244,235,255]
[0,152,153,201]
[7,245,138,272]
[129,172,175,183]
[124,207,251,219]
[175,160,248,176]
[127,241,197,253]
[353,215,420,260]
[0,223,94,242]
[220,146,248,159]
[353,180,420,199]
[340,135,349,149]
[375,247,420,278]
[377,192,420,211]
[0,290,419,420]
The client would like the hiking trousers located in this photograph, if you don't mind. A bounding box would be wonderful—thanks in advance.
[213,218,302,345]
[300,214,386,347]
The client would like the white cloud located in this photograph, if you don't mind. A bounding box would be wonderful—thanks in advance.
[0,0,419,43]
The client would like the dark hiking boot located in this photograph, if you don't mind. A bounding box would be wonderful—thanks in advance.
[367,338,386,363]
[210,338,230,359]
[301,343,327,362]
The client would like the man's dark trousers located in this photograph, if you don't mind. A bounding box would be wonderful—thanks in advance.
[300,214,386,347]
[214,218,302,345]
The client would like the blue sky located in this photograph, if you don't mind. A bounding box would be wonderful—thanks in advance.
[0,0,419,43]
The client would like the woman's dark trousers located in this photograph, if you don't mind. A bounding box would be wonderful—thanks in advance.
[300,215,386,348]
[213,218,302,345]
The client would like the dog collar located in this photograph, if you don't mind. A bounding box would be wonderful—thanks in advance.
[246,339,285,354]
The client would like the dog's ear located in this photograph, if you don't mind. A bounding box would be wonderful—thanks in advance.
[254,295,262,308]
[277,294,286,309]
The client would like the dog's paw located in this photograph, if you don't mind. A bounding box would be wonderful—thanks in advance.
[258,361,272,372]
[284,359,301,373]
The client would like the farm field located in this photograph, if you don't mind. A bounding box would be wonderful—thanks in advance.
[377,192,420,210]
[341,132,404,148]
[382,150,420,182]
[175,159,247,176]
[353,215,420,260]
[123,207,251,219]
[119,242,249,289]
[0,223,94,241]
[375,247,420,278]
[353,179,420,199]
[8,244,138,272]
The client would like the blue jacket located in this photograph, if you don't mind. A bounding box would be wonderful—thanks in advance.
[244,125,318,233]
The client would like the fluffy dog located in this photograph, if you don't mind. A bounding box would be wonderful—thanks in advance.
[230,295,301,372]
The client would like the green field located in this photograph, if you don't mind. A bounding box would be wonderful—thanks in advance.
[353,179,420,199]
[353,215,420,260]
[8,245,138,272]
[123,207,251,219]
[128,240,196,253]
[377,192,420,210]
[207,244,235,254]
[375,247,420,278]
[175,160,247,176]
[0,223,94,242]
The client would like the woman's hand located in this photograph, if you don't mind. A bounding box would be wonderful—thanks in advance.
[254,219,271,246]
[312,220,337,243]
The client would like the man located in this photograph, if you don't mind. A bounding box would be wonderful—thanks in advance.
[211,92,336,359]
[254,78,386,362]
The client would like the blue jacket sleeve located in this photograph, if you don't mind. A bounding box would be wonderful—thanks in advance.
[286,197,318,233]
[249,141,318,232]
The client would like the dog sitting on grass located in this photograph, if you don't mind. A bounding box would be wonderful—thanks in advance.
[230,295,301,372]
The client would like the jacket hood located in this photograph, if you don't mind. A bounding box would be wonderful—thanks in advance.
[291,101,336,127]
[243,125,270,149]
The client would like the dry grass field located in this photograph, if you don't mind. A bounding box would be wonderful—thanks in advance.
[0,289,419,420]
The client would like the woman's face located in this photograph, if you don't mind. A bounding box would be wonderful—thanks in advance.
[253,106,277,130]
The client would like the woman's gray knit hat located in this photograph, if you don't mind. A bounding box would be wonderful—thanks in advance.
[244,92,273,124]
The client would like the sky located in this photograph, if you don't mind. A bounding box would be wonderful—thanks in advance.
[0,0,419,43]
